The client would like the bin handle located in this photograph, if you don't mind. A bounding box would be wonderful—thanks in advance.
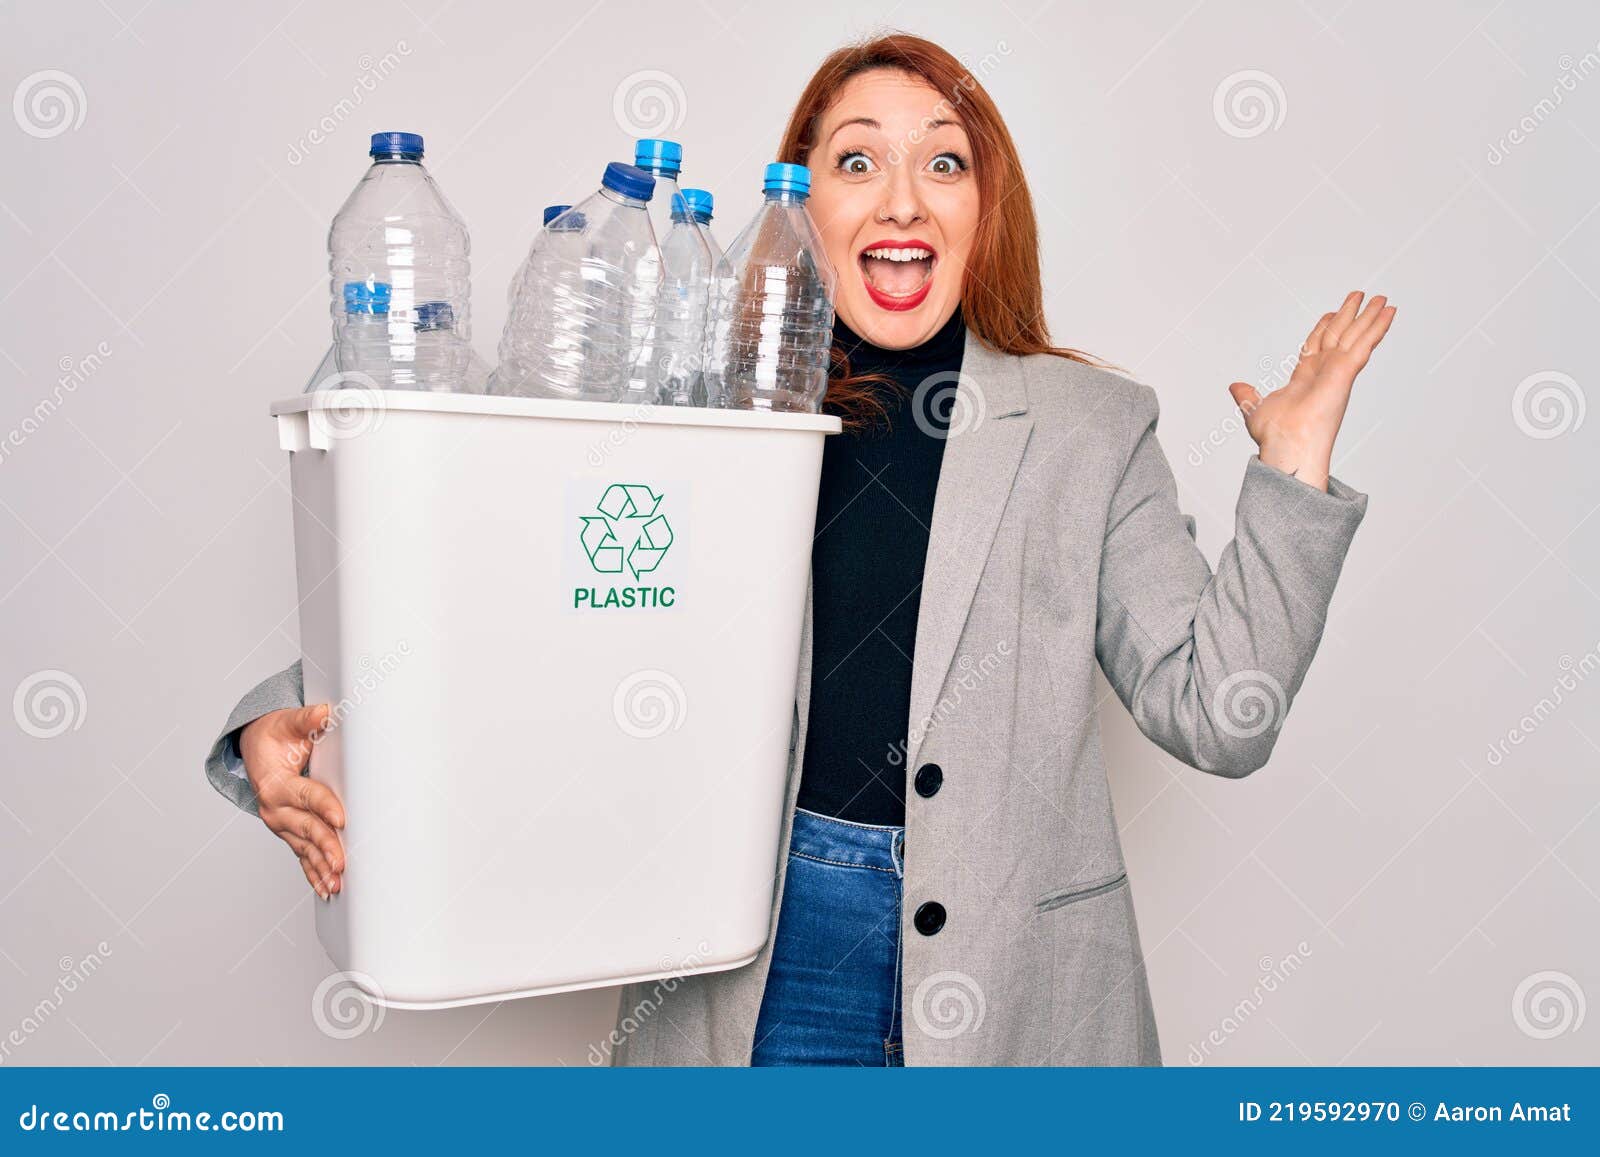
[277,411,333,453]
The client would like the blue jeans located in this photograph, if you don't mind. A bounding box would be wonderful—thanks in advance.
[750,807,906,1067]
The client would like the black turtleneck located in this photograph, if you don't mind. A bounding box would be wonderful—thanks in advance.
[798,306,967,827]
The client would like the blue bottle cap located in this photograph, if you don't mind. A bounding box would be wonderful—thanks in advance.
[542,204,572,226]
[679,188,713,221]
[634,138,683,177]
[415,301,455,332]
[370,132,424,159]
[601,161,655,202]
[762,162,810,198]
[343,281,392,314]
[550,210,587,233]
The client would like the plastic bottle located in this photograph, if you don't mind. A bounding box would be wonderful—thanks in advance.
[504,205,573,308]
[712,163,837,413]
[337,281,392,386]
[328,132,472,391]
[655,192,720,406]
[678,189,721,262]
[631,139,712,405]
[680,188,729,407]
[533,206,588,298]
[494,163,658,402]
[489,205,590,397]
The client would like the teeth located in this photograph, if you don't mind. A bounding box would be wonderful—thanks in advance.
[863,247,932,262]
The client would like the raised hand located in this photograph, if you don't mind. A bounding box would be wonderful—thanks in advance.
[1228,290,1396,492]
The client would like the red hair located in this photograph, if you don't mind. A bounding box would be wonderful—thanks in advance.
[777,32,1113,427]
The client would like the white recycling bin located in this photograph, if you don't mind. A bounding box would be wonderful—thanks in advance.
[271,389,839,1009]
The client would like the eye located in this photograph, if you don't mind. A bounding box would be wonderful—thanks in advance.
[927,151,969,176]
[834,149,877,176]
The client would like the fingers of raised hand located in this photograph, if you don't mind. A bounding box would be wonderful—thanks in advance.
[1303,311,1335,355]
[1339,295,1396,355]
[1321,291,1365,350]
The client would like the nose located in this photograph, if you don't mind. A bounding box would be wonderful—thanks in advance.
[876,162,926,227]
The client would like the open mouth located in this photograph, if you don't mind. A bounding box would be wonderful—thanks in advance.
[858,240,936,311]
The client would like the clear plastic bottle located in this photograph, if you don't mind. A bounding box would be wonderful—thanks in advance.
[494,163,658,402]
[679,189,722,263]
[655,192,719,406]
[679,188,729,407]
[504,205,573,308]
[631,139,713,406]
[337,281,392,386]
[490,205,590,397]
[713,163,837,413]
[329,132,472,391]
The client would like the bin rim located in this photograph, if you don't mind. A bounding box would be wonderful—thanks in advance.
[271,390,842,433]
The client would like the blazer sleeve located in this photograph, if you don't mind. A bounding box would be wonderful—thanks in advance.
[202,660,304,815]
[1093,383,1368,777]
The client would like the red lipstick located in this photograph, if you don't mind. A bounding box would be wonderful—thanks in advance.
[858,239,937,313]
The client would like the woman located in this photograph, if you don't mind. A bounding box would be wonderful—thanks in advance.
[204,33,1394,1066]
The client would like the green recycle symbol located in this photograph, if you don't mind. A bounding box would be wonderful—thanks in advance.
[579,483,675,579]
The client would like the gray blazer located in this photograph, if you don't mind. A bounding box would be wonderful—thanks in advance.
[205,329,1368,1065]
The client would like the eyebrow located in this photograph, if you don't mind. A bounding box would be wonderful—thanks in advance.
[825,116,879,143]
[824,116,960,145]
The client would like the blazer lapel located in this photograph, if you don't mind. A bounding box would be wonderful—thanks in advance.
[905,333,1032,772]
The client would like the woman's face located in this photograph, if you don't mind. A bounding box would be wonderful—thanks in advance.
[806,69,981,350]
